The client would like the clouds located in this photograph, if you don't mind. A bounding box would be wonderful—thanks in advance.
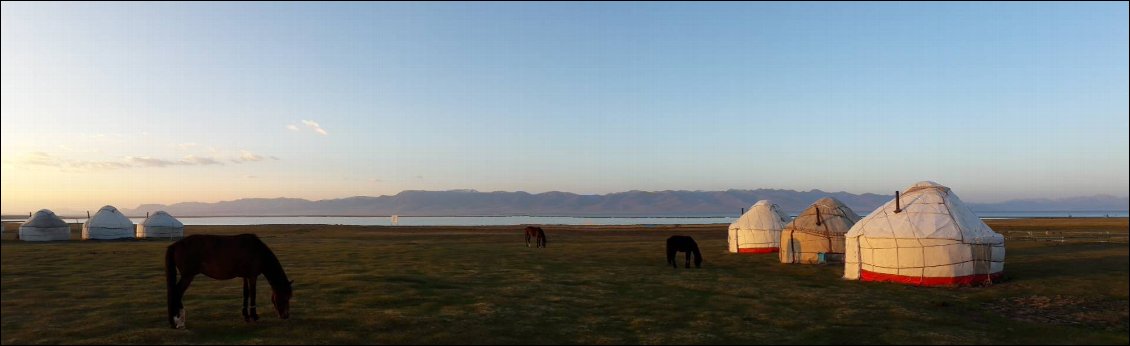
[288,120,328,135]
[232,150,279,163]
[14,150,274,172]
[17,152,131,171]
[236,150,264,162]
[180,155,225,166]
[126,156,177,167]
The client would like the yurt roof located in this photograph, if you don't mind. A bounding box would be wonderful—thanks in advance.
[86,205,134,228]
[22,209,69,228]
[845,181,1001,242]
[730,199,791,230]
[785,197,860,234]
[142,211,184,228]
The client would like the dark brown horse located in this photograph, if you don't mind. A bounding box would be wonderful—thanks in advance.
[524,226,547,248]
[165,234,293,329]
[666,235,702,268]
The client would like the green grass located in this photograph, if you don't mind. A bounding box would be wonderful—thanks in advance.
[2,219,1127,344]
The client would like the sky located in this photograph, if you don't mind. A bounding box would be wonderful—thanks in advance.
[2,2,1128,214]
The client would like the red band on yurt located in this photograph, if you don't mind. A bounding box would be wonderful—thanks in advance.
[737,247,779,254]
[859,270,1003,286]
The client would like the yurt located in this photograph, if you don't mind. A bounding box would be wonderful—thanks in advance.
[136,211,184,239]
[728,200,792,253]
[843,181,1005,286]
[82,205,135,240]
[18,209,71,241]
[780,197,861,264]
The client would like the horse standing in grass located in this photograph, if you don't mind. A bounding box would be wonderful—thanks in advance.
[524,226,547,248]
[666,235,703,268]
[165,234,293,329]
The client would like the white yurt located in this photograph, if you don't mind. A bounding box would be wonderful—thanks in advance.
[82,205,135,240]
[728,200,792,253]
[780,197,861,264]
[844,181,1005,286]
[19,209,71,241]
[136,211,184,239]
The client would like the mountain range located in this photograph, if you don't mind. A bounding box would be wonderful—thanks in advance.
[117,189,1129,217]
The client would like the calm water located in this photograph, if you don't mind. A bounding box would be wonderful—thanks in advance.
[3,211,1127,226]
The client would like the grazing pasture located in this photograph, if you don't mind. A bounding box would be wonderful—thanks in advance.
[2,218,1127,344]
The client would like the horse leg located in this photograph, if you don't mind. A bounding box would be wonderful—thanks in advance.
[173,274,195,329]
[667,248,676,268]
[525,233,531,247]
[685,251,691,268]
[242,278,251,322]
[248,276,260,322]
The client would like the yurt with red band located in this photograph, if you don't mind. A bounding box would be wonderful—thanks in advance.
[728,200,791,254]
[843,181,1005,286]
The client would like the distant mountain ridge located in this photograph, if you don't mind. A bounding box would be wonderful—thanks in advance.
[119,189,1130,217]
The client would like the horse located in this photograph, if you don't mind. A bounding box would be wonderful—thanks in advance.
[165,234,293,329]
[666,235,702,269]
[524,226,547,248]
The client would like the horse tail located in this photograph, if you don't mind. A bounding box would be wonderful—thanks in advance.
[165,244,179,327]
[666,239,676,266]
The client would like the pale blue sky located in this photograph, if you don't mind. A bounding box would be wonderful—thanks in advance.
[2,2,1127,212]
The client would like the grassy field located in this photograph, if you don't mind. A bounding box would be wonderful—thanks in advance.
[2,218,1127,344]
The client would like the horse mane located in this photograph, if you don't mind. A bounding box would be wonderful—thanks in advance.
[243,234,291,293]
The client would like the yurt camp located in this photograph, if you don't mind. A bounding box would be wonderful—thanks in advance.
[728,200,792,253]
[136,211,184,239]
[82,205,135,240]
[843,181,1005,286]
[18,209,71,241]
[780,197,861,264]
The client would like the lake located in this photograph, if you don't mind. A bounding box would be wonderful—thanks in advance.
[2,211,1126,226]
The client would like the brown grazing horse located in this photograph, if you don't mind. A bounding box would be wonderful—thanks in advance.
[666,235,703,268]
[524,226,547,248]
[165,234,293,329]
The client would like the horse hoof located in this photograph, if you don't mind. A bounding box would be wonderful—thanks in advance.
[174,309,187,329]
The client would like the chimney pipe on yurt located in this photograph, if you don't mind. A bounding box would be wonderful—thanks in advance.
[894,191,902,213]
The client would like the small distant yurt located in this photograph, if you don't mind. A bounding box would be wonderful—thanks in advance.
[844,181,1005,286]
[136,211,184,239]
[780,197,861,264]
[19,209,71,241]
[728,200,792,253]
[82,205,135,240]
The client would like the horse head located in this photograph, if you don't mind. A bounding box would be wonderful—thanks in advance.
[272,280,294,319]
